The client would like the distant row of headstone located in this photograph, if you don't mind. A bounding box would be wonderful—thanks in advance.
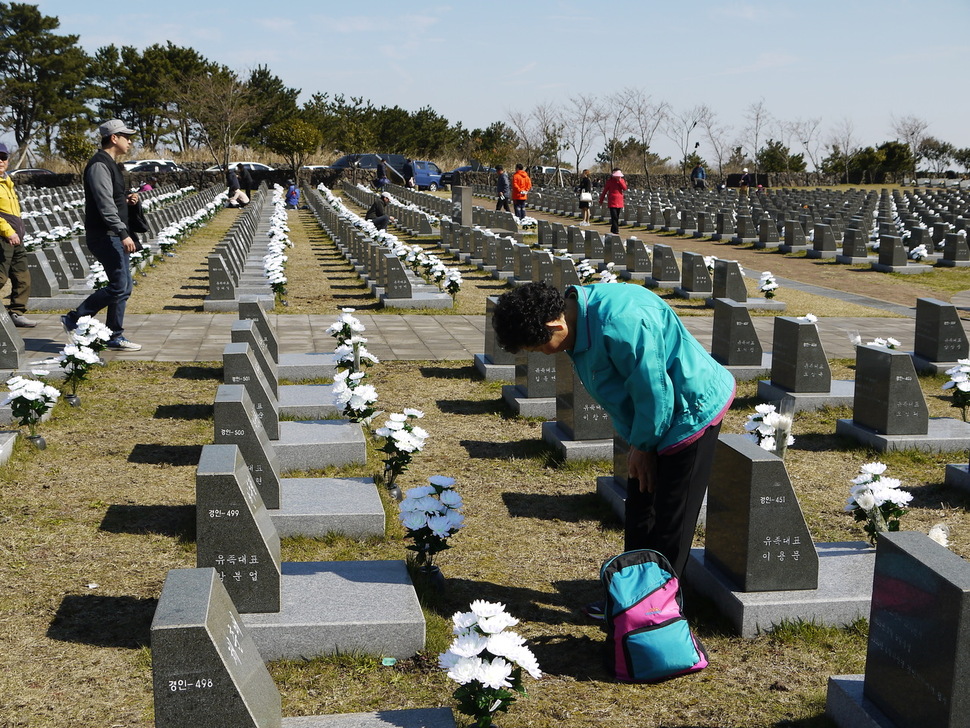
[204,184,278,312]
[304,186,452,309]
[25,183,224,311]
[152,301,453,726]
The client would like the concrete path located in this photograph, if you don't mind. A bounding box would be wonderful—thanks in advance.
[13,311,944,365]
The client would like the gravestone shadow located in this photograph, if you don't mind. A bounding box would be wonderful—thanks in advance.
[173,365,222,380]
[100,504,195,541]
[501,491,613,523]
[47,594,156,648]
[438,398,505,416]
[153,403,213,420]
[418,365,477,380]
[459,438,546,460]
[128,443,203,466]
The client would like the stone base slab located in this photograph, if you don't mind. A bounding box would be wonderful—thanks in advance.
[501,385,556,420]
[825,675,895,728]
[757,379,855,412]
[0,430,17,465]
[279,352,336,382]
[204,295,274,312]
[686,542,875,637]
[723,353,773,381]
[835,255,875,265]
[673,287,713,300]
[704,296,787,311]
[644,278,681,289]
[870,262,932,274]
[944,463,970,494]
[473,353,515,382]
[278,384,338,420]
[541,421,612,461]
[619,270,652,282]
[910,353,965,376]
[241,560,424,660]
[806,249,837,259]
[835,417,970,452]
[272,420,366,471]
[380,291,453,310]
[273,477,384,538]
[282,708,457,728]
[937,259,970,267]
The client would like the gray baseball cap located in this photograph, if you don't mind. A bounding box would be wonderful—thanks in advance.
[98,119,136,137]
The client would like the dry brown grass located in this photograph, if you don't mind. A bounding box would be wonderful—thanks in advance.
[3,197,970,727]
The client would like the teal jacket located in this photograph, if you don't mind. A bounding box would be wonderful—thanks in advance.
[567,284,735,453]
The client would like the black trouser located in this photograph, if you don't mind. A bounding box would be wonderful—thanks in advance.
[609,206,622,234]
[370,215,389,231]
[496,196,510,212]
[624,422,721,578]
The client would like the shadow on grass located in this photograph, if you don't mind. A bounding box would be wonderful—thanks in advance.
[128,443,203,466]
[100,504,195,541]
[502,491,614,522]
[418,365,478,380]
[459,438,546,460]
[47,594,156,648]
[438,399,505,416]
[154,403,213,420]
[173,365,222,380]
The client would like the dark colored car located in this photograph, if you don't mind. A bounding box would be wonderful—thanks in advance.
[126,159,187,174]
[440,164,496,187]
[327,153,408,182]
[9,168,55,178]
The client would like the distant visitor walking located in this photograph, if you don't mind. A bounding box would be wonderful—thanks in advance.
[511,163,531,219]
[600,168,627,234]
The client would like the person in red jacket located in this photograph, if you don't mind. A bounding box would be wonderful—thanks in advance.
[511,163,532,219]
[599,168,628,234]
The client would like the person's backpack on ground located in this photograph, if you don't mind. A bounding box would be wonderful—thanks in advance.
[600,548,708,683]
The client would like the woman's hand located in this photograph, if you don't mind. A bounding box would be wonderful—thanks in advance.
[628,447,658,493]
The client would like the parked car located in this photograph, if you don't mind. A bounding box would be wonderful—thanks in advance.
[9,168,55,178]
[410,160,443,191]
[204,162,276,173]
[326,153,408,182]
[440,164,496,187]
[123,159,186,174]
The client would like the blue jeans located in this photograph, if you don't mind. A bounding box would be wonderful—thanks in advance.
[74,235,132,338]
[514,201,526,219]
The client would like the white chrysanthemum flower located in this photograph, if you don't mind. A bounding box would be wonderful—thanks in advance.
[439,489,463,508]
[928,524,950,547]
[449,633,489,658]
[853,487,877,511]
[399,511,428,530]
[429,475,456,488]
[478,657,515,690]
[447,656,485,685]
[860,462,887,476]
[477,613,519,634]
[452,611,479,632]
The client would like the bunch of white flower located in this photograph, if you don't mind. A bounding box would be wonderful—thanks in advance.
[85,262,109,290]
[399,475,465,566]
[597,262,619,284]
[375,409,428,496]
[333,335,379,373]
[943,358,970,421]
[909,243,929,261]
[796,313,818,324]
[703,255,716,275]
[70,316,113,351]
[444,268,462,298]
[516,216,538,229]
[575,258,596,284]
[758,271,778,298]
[743,403,794,454]
[327,308,366,346]
[439,600,541,727]
[866,337,900,349]
[845,462,912,545]
[3,374,60,436]
[56,344,102,397]
[331,370,379,424]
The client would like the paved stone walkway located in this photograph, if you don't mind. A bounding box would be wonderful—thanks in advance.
[15,311,942,365]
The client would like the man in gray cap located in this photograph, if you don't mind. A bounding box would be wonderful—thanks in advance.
[61,119,142,351]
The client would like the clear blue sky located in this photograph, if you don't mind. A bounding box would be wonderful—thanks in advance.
[31,0,970,167]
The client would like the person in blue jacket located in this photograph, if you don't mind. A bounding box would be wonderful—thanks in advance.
[285,180,300,209]
[492,282,735,614]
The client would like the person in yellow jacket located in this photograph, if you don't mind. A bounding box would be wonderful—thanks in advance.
[0,143,35,327]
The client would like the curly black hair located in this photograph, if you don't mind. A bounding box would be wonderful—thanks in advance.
[492,282,565,354]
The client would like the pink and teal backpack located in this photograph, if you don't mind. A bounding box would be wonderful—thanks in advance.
[600,549,709,683]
